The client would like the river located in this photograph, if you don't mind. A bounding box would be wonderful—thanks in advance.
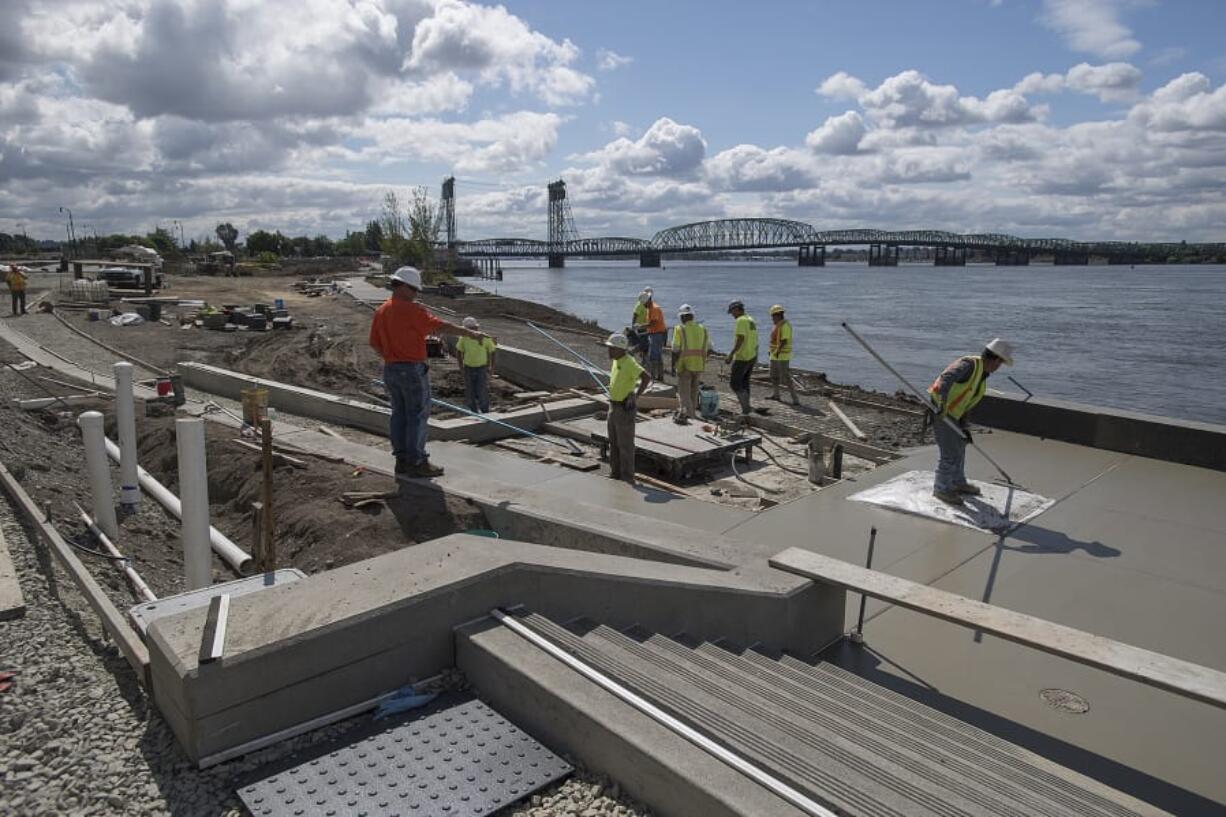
[480,260,1226,425]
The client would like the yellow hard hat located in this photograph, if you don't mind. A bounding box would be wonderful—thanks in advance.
[769,304,785,315]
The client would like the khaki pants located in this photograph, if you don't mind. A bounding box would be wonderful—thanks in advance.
[677,370,700,418]
[607,399,637,483]
[770,359,799,402]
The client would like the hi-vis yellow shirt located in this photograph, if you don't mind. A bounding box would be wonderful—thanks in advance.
[769,320,793,361]
[608,355,644,402]
[732,315,758,361]
[456,336,496,368]
[672,322,709,373]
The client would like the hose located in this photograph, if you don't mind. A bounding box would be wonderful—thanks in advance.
[752,442,808,476]
[729,452,782,495]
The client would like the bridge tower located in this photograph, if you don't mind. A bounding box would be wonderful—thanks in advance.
[547,179,579,268]
[438,176,457,246]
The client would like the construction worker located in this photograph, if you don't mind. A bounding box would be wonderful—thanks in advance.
[927,338,1015,505]
[369,266,491,479]
[455,316,497,413]
[5,264,28,316]
[724,300,758,417]
[767,304,800,405]
[670,304,709,419]
[605,333,652,484]
[630,290,651,363]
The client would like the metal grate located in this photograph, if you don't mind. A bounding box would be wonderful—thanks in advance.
[237,695,571,817]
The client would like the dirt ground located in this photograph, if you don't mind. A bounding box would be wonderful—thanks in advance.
[0,341,487,610]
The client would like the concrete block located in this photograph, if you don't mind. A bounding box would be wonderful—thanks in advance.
[147,534,836,762]
[0,523,26,621]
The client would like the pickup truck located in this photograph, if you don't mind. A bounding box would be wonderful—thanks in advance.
[97,266,165,290]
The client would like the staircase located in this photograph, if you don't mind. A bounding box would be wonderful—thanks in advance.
[461,610,1168,817]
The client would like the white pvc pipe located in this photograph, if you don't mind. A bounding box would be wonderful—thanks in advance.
[75,502,157,603]
[78,411,119,539]
[104,437,252,573]
[176,418,213,590]
[113,362,140,509]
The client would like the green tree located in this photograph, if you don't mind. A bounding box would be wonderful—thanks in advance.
[245,229,282,256]
[335,231,367,256]
[215,222,239,253]
[311,234,335,256]
[364,220,384,252]
[145,227,177,257]
[378,187,440,273]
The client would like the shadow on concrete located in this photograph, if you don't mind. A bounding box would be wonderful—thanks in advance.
[818,639,1226,817]
[1006,523,1121,558]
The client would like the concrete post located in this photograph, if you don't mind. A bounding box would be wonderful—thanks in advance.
[176,418,213,590]
[113,362,140,509]
[78,411,119,539]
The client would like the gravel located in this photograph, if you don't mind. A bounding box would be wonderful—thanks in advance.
[0,493,652,816]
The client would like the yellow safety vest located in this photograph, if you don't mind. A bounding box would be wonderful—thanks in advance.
[732,315,758,361]
[769,320,793,361]
[928,355,986,420]
[608,355,644,402]
[672,322,708,373]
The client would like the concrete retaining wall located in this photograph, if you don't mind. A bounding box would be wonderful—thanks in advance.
[147,535,839,762]
[976,393,1226,472]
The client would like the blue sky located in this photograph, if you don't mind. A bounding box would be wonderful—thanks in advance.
[2,0,1225,243]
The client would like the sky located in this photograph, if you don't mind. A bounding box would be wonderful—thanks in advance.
[2,0,1225,244]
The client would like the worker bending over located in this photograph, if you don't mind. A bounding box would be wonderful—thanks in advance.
[5,264,28,316]
[455,316,497,413]
[605,333,652,484]
[724,300,759,418]
[767,304,800,405]
[670,304,710,419]
[927,338,1014,505]
[369,266,490,479]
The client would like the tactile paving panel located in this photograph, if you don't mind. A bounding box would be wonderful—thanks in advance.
[237,696,572,817]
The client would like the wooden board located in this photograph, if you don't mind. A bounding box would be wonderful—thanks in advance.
[771,546,1226,711]
[567,416,760,479]
[0,518,26,621]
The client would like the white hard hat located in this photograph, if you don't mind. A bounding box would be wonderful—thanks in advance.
[605,333,630,350]
[985,338,1014,366]
[390,266,422,290]
[637,291,650,304]
[677,303,694,317]
[462,316,479,329]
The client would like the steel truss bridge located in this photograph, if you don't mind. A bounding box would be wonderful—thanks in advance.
[434,179,1222,267]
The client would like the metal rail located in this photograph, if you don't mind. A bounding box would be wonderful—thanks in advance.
[491,608,839,817]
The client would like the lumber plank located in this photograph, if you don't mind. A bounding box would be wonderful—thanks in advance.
[770,546,1226,711]
[826,400,868,441]
[0,516,26,620]
[0,458,150,687]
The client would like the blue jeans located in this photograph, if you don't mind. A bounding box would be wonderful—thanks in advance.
[384,362,431,464]
[933,417,968,493]
[463,365,490,413]
[647,332,665,362]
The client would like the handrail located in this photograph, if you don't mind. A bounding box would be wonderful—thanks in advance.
[770,547,1226,711]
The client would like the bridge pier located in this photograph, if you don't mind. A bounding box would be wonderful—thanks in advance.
[1108,255,1139,266]
[639,250,661,268]
[547,253,565,269]
[1053,251,1089,265]
[798,244,826,267]
[995,249,1030,266]
[933,246,966,266]
[868,243,899,267]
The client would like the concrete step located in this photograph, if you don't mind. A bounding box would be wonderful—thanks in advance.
[455,616,809,817]
[524,613,936,817]
[748,649,1145,817]
[517,612,1167,817]
[685,638,1141,817]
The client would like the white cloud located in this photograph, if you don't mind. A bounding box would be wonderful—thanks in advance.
[1130,73,1226,132]
[823,70,1042,130]
[805,111,867,154]
[1040,0,1142,59]
[1016,62,1142,102]
[703,145,818,192]
[407,0,595,105]
[596,49,633,72]
[817,71,868,101]
[611,120,633,137]
[578,117,706,176]
[371,73,474,116]
[358,111,564,173]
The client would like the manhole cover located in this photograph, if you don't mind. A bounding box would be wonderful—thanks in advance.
[1039,688,1090,714]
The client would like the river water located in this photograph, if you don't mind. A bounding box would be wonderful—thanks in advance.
[482,260,1226,425]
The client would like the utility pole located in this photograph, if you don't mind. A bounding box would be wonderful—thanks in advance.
[59,206,77,258]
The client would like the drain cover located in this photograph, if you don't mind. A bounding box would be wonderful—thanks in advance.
[237,695,571,816]
[1039,688,1090,714]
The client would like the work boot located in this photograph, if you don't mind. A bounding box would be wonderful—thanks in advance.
[957,483,982,496]
[933,489,965,506]
[412,459,445,478]
[394,457,412,475]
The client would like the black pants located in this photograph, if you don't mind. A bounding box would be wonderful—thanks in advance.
[10,290,26,315]
[730,358,755,414]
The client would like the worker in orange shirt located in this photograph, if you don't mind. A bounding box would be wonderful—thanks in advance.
[369,266,491,478]
[639,290,667,381]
